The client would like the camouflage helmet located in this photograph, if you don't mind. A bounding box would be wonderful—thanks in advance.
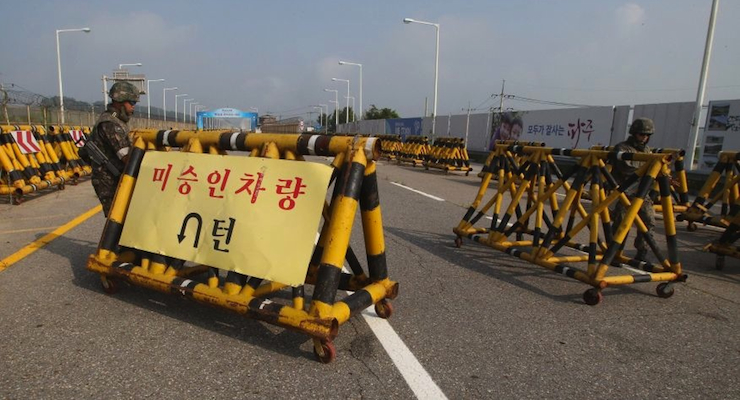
[109,81,140,103]
[629,117,655,136]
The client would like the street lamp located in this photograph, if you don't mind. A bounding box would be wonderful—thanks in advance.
[189,102,199,124]
[345,96,355,122]
[318,103,328,134]
[324,89,339,128]
[312,106,323,130]
[331,78,350,124]
[403,17,440,141]
[146,78,165,121]
[56,27,91,125]
[162,87,178,122]
[174,93,188,122]
[118,63,142,69]
[339,60,362,120]
[182,99,194,123]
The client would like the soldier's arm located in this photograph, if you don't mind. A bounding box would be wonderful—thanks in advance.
[613,143,637,176]
[98,122,132,163]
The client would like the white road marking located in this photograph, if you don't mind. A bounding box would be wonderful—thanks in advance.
[390,182,445,201]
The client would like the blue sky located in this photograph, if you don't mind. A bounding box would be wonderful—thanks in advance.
[1,0,738,120]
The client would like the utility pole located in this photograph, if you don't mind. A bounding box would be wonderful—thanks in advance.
[465,101,471,147]
[498,80,505,112]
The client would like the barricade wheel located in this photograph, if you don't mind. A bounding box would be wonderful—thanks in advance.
[100,276,119,295]
[454,237,463,248]
[58,183,65,190]
[374,299,394,319]
[465,171,470,176]
[313,339,336,364]
[582,288,603,306]
[656,282,675,298]
[12,196,22,205]
[715,255,725,270]
[687,222,697,232]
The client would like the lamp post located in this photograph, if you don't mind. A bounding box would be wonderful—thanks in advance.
[345,96,355,122]
[403,17,440,141]
[118,63,142,69]
[318,103,328,134]
[162,87,178,122]
[324,89,339,128]
[56,27,91,125]
[312,106,323,130]
[189,102,199,124]
[146,78,165,122]
[194,105,205,124]
[331,78,350,124]
[339,60,362,120]
[174,93,188,123]
[182,99,194,123]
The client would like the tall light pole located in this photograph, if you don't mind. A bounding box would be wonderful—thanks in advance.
[162,87,178,122]
[174,93,188,122]
[345,96,356,122]
[146,78,165,121]
[118,63,142,69]
[56,27,91,125]
[189,102,199,124]
[312,106,323,129]
[182,98,194,122]
[319,103,328,134]
[331,78,350,124]
[403,17,440,141]
[339,60,362,120]
[324,89,339,128]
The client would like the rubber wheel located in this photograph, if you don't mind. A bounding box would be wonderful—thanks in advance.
[687,222,697,232]
[583,288,603,306]
[313,339,336,364]
[100,276,119,295]
[656,282,675,298]
[715,255,725,271]
[454,237,463,248]
[374,299,394,319]
[12,196,22,205]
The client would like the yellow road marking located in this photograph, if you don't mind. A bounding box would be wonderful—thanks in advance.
[0,226,61,235]
[0,205,102,273]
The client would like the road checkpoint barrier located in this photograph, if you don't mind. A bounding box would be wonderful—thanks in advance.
[478,140,545,178]
[86,130,397,363]
[375,134,402,160]
[453,144,685,305]
[46,125,92,180]
[396,135,430,167]
[424,137,473,175]
[679,151,740,232]
[592,146,690,221]
[703,195,740,270]
[0,125,69,203]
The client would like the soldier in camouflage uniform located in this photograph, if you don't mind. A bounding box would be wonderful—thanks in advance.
[611,117,656,261]
[89,81,139,217]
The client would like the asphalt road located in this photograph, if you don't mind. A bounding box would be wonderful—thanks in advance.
[1,157,739,399]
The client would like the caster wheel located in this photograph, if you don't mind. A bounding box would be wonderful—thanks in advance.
[715,255,725,271]
[100,276,119,295]
[12,196,22,205]
[465,171,470,176]
[583,288,603,306]
[58,183,65,190]
[374,299,394,319]
[313,339,336,364]
[687,222,697,232]
[454,237,463,248]
[656,282,675,298]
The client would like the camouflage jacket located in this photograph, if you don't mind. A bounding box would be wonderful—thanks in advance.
[89,106,132,173]
[611,136,652,185]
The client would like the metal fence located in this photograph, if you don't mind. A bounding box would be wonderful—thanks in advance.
[1,104,195,130]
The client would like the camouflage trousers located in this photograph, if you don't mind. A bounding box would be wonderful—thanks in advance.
[611,195,655,253]
[92,169,119,217]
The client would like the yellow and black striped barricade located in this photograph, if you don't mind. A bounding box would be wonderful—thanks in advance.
[0,125,69,203]
[453,145,685,305]
[424,137,473,175]
[703,195,740,270]
[679,151,740,231]
[592,146,690,218]
[87,130,397,363]
[375,134,402,160]
[396,135,430,167]
[478,140,544,179]
[46,125,91,182]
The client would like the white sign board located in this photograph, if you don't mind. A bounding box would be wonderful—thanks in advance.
[699,99,740,170]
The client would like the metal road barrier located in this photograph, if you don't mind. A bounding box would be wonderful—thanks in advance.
[478,140,545,178]
[453,144,686,305]
[678,151,740,232]
[703,195,740,270]
[424,137,473,175]
[86,130,398,363]
[375,134,402,161]
[396,135,430,167]
[0,125,73,203]
[45,125,92,181]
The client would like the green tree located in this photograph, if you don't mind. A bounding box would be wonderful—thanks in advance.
[364,104,399,120]
[327,107,355,132]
